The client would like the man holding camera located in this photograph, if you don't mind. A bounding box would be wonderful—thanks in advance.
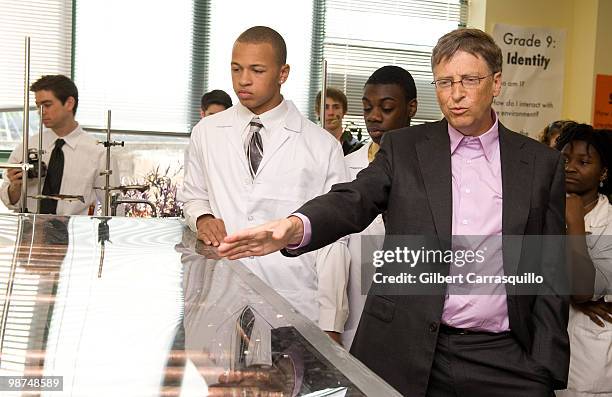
[0,75,117,215]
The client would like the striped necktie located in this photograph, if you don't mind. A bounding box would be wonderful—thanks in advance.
[246,117,263,177]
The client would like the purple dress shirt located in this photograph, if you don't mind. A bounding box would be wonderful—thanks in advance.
[443,114,509,332]
[292,113,510,332]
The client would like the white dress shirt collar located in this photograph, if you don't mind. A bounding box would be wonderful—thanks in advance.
[236,99,289,134]
[45,124,84,151]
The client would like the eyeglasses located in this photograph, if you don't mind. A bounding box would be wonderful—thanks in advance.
[431,73,495,90]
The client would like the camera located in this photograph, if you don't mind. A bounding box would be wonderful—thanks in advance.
[345,121,363,141]
[27,149,47,179]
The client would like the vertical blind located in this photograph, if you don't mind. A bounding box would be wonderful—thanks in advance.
[0,0,73,146]
[307,0,327,123]
[323,0,469,130]
[73,0,210,133]
[189,0,212,130]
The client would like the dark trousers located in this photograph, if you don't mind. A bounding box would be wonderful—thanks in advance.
[425,329,553,397]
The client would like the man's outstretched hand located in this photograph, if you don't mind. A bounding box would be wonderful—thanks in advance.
[218,216,304,260]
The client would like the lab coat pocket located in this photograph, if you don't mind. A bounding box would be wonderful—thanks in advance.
[265,185,313,218]
[276,185,312,201]
[567,316,612,392]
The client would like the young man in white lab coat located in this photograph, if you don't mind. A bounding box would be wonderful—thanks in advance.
[181,26,350,341]
[342,65,417,348]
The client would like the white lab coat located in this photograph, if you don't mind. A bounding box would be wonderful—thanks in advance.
[342,142,385,348]
[181,100,350,331]
[558,194,612,397]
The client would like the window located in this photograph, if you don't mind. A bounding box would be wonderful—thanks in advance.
[323,0,468,131]
[0,0,73,150]
[73,0,209,133]
[73,1,319,133]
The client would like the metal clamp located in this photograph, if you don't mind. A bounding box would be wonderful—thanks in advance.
[110,193,157,217]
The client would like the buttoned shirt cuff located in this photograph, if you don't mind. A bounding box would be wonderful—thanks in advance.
[0,182,17,210]
[286,213,311,249]
[184,201,213,232]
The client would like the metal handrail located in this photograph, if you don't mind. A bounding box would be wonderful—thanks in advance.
[20,37,30,213]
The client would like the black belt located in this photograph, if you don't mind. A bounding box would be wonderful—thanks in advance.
[439,323,510,336]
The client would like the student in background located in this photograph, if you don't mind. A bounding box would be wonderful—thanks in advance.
[315,88,363,155]
[539,120,576,149]
[556,125,612,397]
[200,89,233,118]
[342,65,417,348]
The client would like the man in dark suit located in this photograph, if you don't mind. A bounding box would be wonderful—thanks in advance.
[219,28,569,397]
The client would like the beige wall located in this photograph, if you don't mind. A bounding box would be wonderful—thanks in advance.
[565,0,598,123]
[470,0,611,124]
[595,0,612,76]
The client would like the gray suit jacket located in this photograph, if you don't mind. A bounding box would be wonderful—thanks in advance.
[284,119,569,396]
